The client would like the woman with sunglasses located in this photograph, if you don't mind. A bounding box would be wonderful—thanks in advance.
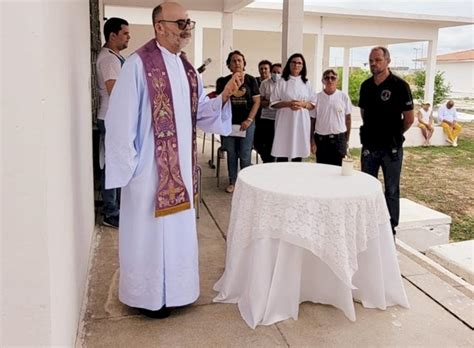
[310,69,352,166]
[216,50,260,193]
[270,53,316,162]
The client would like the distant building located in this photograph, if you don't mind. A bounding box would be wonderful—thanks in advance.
[420,49,474,97]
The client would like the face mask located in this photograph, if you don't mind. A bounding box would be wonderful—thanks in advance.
[271,73,281,82]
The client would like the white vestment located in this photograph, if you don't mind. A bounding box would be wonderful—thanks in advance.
[105,43,232,310]
[270,76,316,159]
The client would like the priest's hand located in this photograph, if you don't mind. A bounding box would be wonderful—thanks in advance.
[221,72,244,103]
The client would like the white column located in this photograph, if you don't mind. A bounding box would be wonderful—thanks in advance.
[220,12,233,76]
[424,38,438,105]
[193,23,203,70]
[281,0,304,64]
[342,47,350,96]
[323,43,330,71]
[314,17,324,92]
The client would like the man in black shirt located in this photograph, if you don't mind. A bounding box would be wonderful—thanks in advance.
[359,46,414,237]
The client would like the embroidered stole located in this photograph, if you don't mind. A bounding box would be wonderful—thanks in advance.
[137,39,198,217]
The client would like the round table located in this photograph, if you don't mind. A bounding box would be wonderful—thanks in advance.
[214,162,409,328]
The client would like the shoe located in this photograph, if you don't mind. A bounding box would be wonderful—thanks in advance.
[225,184,234,193]
[139,306,171,319]
[452,141,458,147]
[102,215,119,229]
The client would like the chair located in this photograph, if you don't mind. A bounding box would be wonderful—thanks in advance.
[196,164,202,219]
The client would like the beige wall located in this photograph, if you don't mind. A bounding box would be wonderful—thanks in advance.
[2,0,94,345]
[121,26,320,91]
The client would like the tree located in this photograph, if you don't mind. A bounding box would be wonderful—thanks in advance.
[412,70,451,106]
[335,67,372,106]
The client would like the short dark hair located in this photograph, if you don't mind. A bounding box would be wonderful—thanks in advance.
[371,46,391,60]
[258,60,272,69]
[104,17,128,43]
[282,53,308,83]
[271,63,282,71]
[226,50,247,68]
[152,5,162,25]
[323,68,338,78]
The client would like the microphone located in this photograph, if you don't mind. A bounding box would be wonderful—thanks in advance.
[197,58,212,73]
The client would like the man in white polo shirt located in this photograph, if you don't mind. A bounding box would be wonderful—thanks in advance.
[438,100,462,147]
[311,69,352,165]
[96,17,130,228]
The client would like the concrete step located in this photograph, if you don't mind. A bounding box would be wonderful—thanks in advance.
[349,125,449,149]
[396,198,451,252]
[426,240,474,285]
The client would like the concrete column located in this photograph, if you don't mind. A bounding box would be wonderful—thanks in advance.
[323,43,330,71]
[342,47,350,96]
[220,12,233,76]
[281,0,304,64]
[424,38,438,105]
[314,17,324,92]
[193,23,203,70]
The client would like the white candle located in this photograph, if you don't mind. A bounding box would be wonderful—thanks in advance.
[341,158,354,176]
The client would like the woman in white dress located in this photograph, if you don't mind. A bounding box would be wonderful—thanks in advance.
[270,53,316,161]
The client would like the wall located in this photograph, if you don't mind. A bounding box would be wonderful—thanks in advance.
[1,0,95,345]
[437,61,474,97]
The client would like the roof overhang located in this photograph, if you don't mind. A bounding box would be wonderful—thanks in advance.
[104,0,254,12]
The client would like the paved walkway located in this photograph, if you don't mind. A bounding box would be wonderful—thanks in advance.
[79,135,473,347]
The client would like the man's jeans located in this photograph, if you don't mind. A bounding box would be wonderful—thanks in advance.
[221,122,256,184]
[361,147,403,234]
[98,120,120,218]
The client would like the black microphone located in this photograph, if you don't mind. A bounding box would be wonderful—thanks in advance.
[197,58,212,73]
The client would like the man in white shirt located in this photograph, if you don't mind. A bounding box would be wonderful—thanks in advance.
[438,100,462,147]
[258,63,282,162]
[96,17,130,228]
[310,69,352,165]
[105,1,241,319]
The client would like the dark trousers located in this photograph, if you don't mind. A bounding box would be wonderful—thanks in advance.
[98,120,120,218]
[276,157,302,162]
[255,118,275,163]
[314,133,347,166]
[361,147,403,235]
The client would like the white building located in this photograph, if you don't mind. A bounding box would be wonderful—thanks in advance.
[433,49,474,97]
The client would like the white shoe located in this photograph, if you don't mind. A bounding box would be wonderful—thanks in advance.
[452,140,458,147]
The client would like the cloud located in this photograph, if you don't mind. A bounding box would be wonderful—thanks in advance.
[438,25,474,54]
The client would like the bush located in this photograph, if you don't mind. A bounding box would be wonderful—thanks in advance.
[335,67,372,106]
[411,70,451,106]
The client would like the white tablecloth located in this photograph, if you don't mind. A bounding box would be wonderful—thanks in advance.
[213,163,409,328]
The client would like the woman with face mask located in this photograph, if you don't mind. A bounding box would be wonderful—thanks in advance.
[258,63,282,163]
[216,50,261,193]
[270,53,316,162]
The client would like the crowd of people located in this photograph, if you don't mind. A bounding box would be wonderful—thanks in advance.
[96,1,462,320]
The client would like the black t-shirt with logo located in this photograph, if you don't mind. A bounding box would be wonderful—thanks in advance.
[358,72,413,149]
[216,74,260,124]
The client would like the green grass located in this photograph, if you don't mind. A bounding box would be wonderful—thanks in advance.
[307,123,474,242]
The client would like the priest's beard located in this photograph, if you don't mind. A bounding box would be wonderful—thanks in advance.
[165,30,191,52]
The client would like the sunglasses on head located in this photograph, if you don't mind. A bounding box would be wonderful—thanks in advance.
[159,18,196,30]
[324,75,337,81]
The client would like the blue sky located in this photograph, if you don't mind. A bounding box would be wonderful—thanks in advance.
[255,0,474,67]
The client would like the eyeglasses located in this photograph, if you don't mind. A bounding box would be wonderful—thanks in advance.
[158,18,196,30]
[323,76,337,81]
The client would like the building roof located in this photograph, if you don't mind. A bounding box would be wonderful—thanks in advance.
[435,49,474,62]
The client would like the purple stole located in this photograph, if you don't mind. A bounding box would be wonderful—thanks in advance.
[136,39,198,217]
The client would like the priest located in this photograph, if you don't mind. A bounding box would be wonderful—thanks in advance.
[105,2,242,318]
